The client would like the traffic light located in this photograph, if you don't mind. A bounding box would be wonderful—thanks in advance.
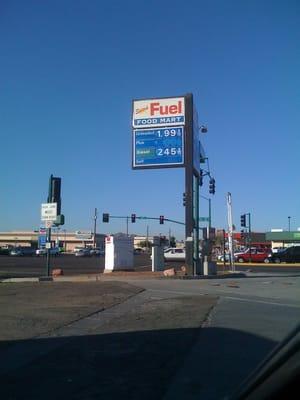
[131,213,136,223]
[183,192,187,207]
[240,214,246,227]
[209,178,215,194]
[47,175,61,214]
[159,215,164,224]
[199,169,203,186]
[241,229,244,239]
[102,213,109,223]
[54,214,65,226]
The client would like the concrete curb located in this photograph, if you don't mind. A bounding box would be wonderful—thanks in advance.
[0,271,247,283]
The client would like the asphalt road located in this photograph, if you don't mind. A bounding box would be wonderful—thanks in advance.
[1,254,300,279]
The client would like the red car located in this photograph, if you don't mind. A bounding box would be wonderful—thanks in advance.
[235,248,271,263]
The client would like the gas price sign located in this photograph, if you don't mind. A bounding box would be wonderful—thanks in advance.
[133,126,184,169]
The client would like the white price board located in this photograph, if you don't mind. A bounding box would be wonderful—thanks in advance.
[41,203,57,221]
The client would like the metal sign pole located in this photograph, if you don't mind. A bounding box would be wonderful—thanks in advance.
[46,227,51,276]
[184,94,194,276]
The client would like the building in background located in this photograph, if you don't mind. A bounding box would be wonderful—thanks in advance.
[266,231,300,249]
[0,231,105,252]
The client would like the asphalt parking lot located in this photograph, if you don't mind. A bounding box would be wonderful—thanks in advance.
[1,253,300,280]
[0,254,147,279]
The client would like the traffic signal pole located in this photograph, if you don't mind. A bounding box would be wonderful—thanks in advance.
[248,213,252,263]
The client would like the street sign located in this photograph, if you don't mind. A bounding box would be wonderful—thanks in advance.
[41,203,57,221]
[199,217,209,222]
[38,227,47,247]
[133,126,184,169]
[132,97,185,128]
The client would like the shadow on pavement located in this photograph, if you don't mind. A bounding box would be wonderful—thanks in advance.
[0,327,276,400]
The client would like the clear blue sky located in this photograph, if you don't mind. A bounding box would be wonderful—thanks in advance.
[1,0,299,239]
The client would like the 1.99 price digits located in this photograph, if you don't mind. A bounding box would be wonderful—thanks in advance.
[157,128,180,138]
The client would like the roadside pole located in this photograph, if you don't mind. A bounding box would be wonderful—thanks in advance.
[41,174,64,278]
[93,208,98,248]
[184,94,195,276]
[46,227,51,276]
[46,175,53,277]
[248,213,252,263]
[208,198,211,230]
[227,192,235,272]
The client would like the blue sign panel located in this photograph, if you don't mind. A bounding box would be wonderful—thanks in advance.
[133,126,184,168]
[38,227,47,248]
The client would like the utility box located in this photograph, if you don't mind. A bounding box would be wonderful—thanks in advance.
[151,246,164,271]
[104,234,134,273]
[203,257,217,276]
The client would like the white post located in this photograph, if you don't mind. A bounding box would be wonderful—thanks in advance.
[227,192,235,272]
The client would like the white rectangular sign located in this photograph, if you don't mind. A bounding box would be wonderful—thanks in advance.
[41,203,57,221]
[132,97,185,128]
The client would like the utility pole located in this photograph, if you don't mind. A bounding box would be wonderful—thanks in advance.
[93,208,98,248]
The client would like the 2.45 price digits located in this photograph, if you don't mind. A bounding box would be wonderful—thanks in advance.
[157,147,182,156]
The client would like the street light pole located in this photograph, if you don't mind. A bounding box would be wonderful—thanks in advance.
[288,216,291,232]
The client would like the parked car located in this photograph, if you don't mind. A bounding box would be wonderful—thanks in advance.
[89,248,105,256]
[0,247,10,255]
[272,247,285,254]
[235,248,271,263]
[267,246,300,263]
[36,247,60,256]
[133,248,143,255]
[164,248,186,261]
[74,248,91,257]
[10,247,35,256]
[217,248,255,262]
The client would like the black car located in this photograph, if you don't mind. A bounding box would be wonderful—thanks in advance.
[10,247,36,256]
[268,246,300,263]
[0,248,10,255]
